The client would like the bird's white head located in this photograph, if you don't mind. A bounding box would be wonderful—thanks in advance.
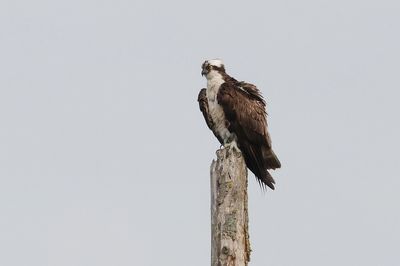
[201,59,226,79]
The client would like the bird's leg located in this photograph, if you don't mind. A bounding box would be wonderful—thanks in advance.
[224,135,241,154]
[228,141,240,153]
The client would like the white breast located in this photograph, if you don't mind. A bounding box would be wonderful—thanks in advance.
[206,72,233,143]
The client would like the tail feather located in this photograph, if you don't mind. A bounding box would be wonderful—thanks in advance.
[258,169,275,190]
[240,142,277,190]
[262,148,281,169]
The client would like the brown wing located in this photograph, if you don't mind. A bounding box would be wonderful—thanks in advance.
[197,88,223,145]
[238,81,266,106]
[217,81,281,189]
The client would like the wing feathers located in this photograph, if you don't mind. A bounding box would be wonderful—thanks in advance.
[217,81,280,189]
[198,88,223,145]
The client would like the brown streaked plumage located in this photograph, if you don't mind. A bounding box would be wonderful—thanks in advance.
[198,59,281,190]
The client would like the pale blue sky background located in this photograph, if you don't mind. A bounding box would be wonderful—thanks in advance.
[1,0,399,265]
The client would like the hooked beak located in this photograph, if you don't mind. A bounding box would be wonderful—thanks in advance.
[201,69,207,76]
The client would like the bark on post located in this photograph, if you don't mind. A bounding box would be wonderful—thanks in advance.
[210,147,251,266]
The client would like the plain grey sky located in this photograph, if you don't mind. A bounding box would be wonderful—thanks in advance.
[1,0,399,265]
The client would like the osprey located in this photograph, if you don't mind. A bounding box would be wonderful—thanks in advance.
[198,59,281,189]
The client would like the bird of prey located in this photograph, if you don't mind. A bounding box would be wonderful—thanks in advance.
[198,59,281,189]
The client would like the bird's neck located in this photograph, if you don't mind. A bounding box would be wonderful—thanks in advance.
[206,70,225,95]
[207,70,226,81]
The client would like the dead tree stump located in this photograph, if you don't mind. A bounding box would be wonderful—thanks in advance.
[210,147,251,266]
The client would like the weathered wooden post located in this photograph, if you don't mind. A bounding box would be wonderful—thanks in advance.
[210,147,251,266]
